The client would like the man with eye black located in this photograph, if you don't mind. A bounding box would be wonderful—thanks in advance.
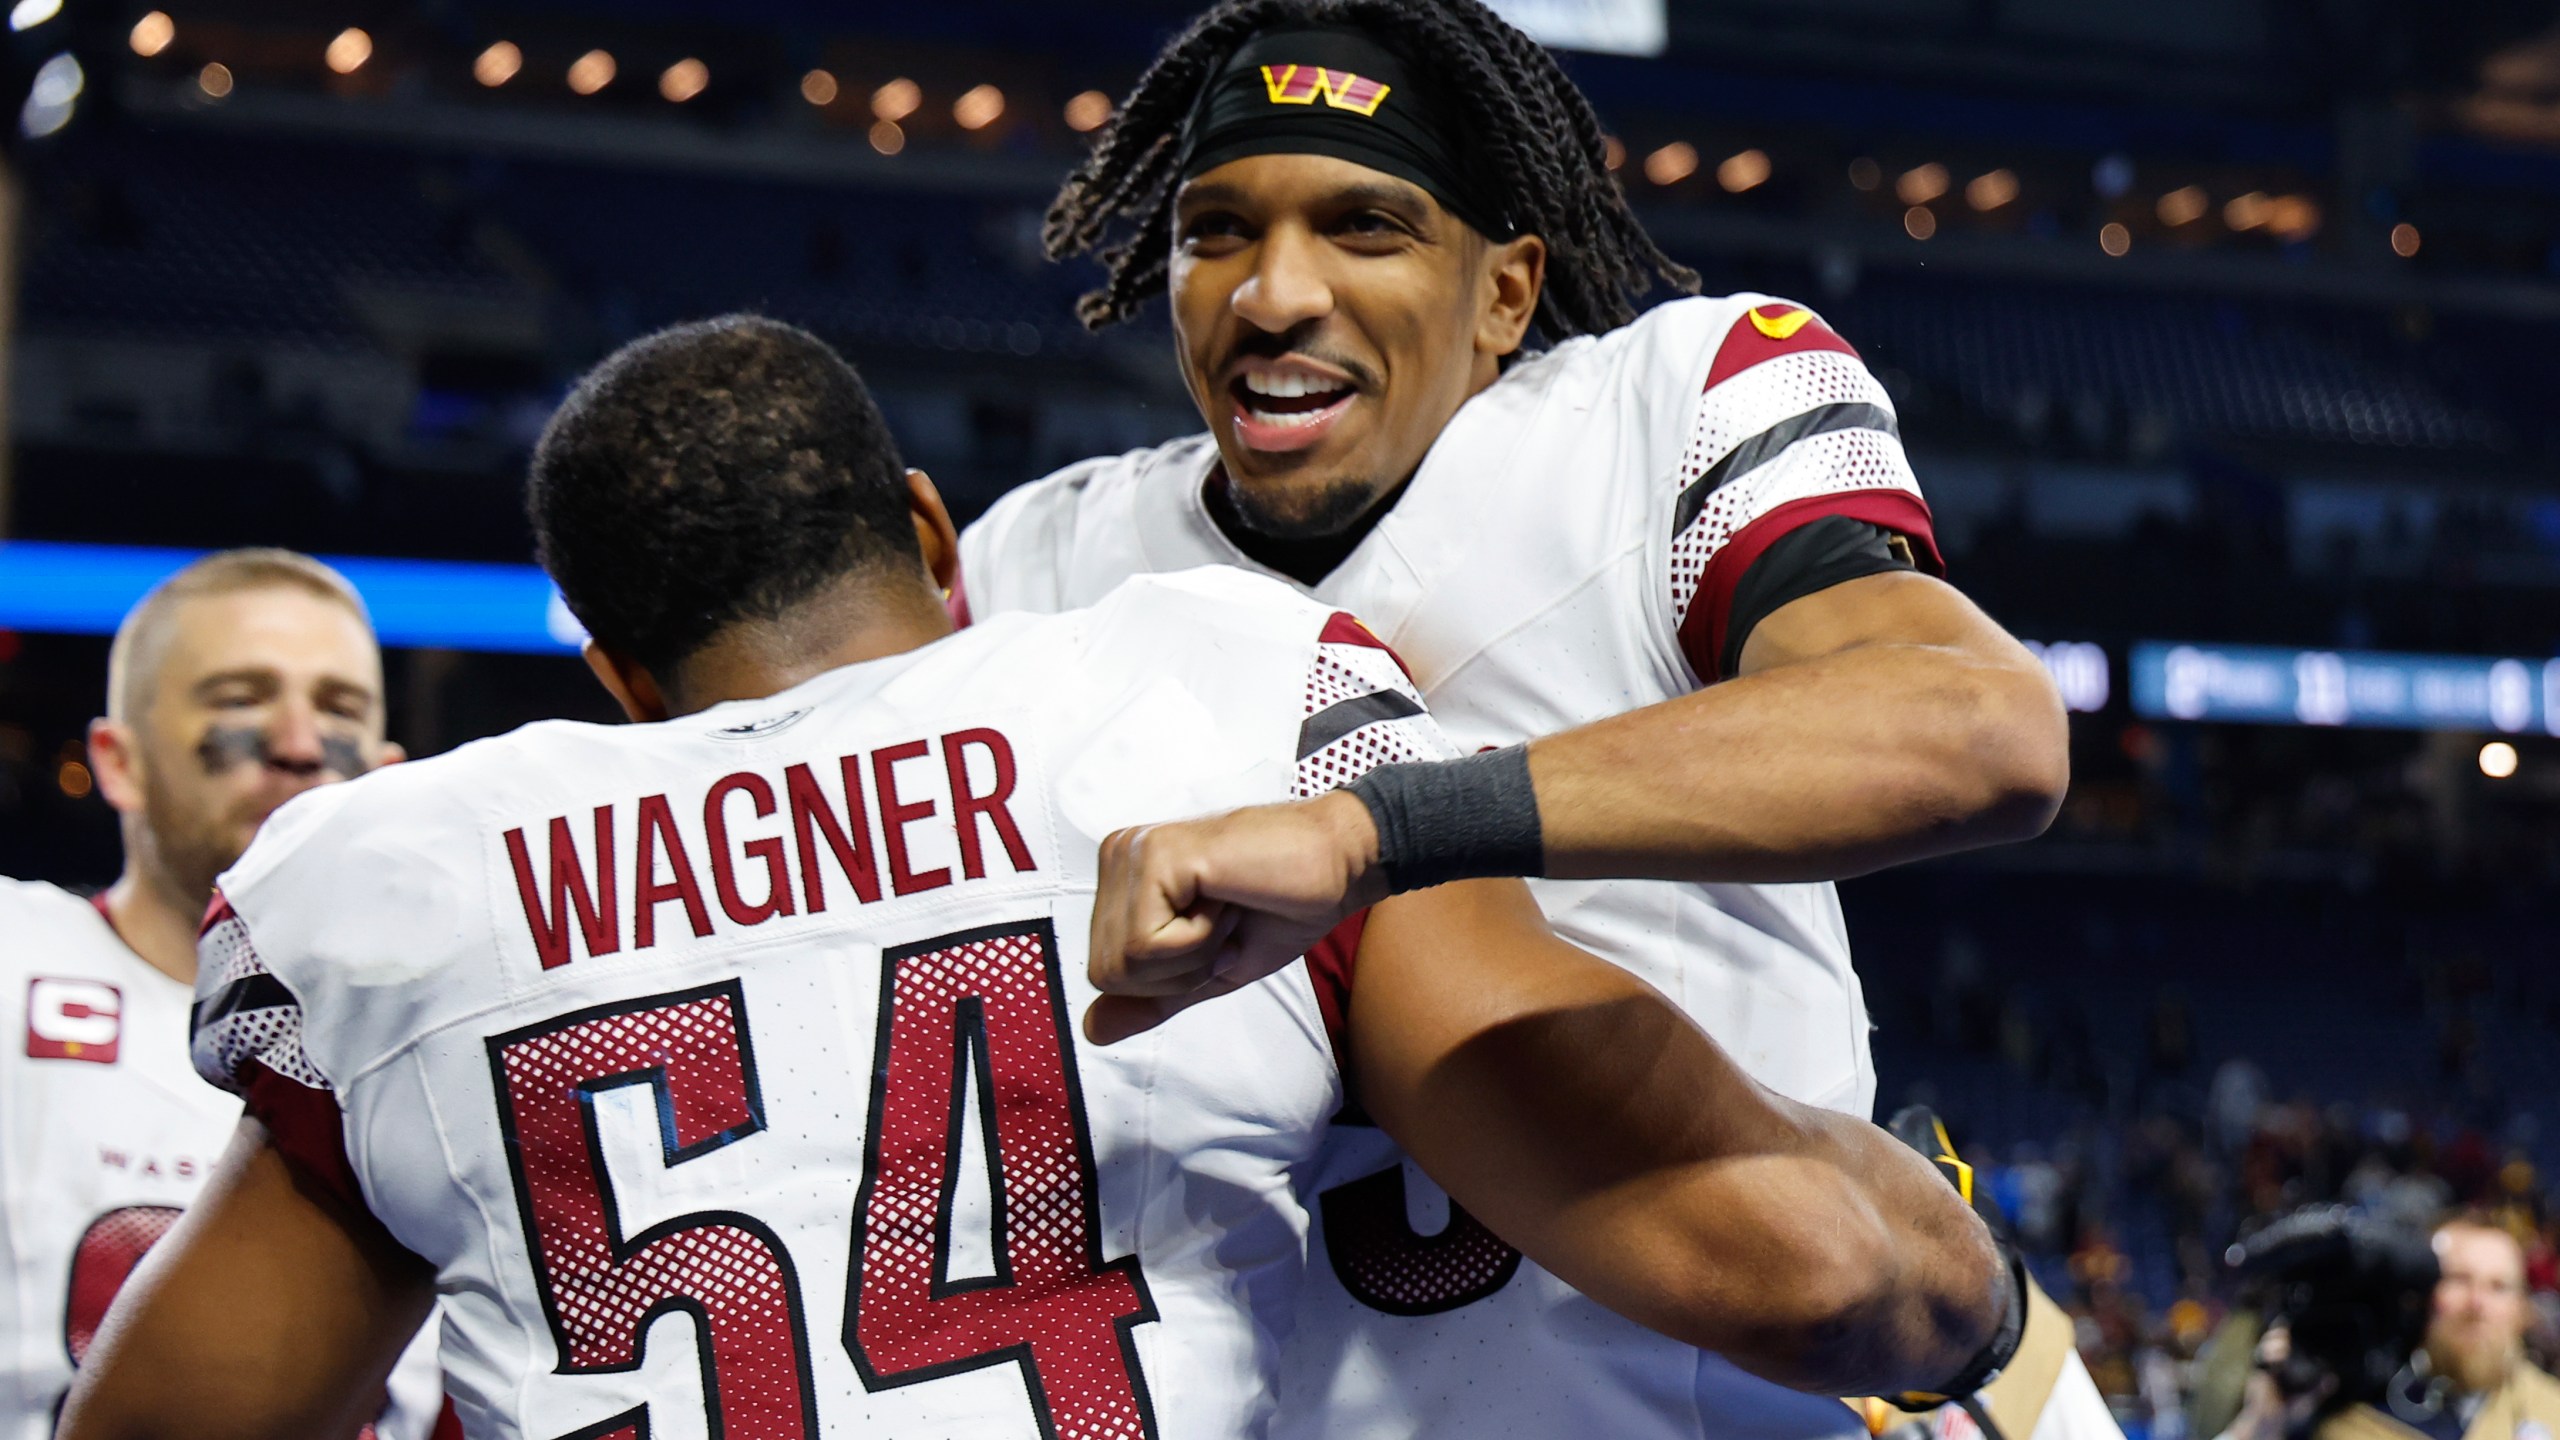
[0,549,442,1439]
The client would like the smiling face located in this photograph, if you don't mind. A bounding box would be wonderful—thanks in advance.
[1170,152,1544,539]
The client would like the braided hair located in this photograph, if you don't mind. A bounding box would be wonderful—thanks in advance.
[1045,0,1698,338]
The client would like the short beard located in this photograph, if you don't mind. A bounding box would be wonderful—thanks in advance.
[1222,473,1387,540]
[2426,1335,2519,1396]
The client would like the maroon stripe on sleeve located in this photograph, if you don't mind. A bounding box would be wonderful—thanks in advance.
[1678,490,1943,684]
[1320,612,1414,684]
[241,1059,367,1216]
[1303,909,1369,1072]
[199,889,238,940]
[1703,304,1862,393]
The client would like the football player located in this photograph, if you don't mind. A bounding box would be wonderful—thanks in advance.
[960,3,2078,1438]
[60,318,2010,1440]
[0,549,440,1438]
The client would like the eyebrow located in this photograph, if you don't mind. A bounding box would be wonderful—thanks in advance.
[191,668,378,709]
[1179,177,1438,219]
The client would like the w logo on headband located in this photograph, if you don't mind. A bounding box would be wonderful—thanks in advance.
[1260,64,1391,117]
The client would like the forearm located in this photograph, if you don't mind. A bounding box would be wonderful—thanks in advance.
[1358,883,2005,1394]
[1530,634,2066,883]
[59,1123,435,1440]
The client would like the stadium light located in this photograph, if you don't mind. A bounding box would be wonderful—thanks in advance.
[869,119,905,155]
[1716,149,1770,193]
[2391,222,2421,258]
[660,58,707,103]
[325,28,371,75]
[2156,186,2208,226]
[872,77,920,123]
[1064,89,1111,133]
[1903,205,1936,240]
[1642,142,1696,186]
[1965,169,2018,211]
[953,83,1004,131]
[474,41,521,87]
[1895,163,1948,206]
[1847,156,1881,191]
[128,11,172,56]
[2099,222,2131,256]
[20,52,79,136]
[8,0,61,35]
[2224,192,2270,231]
[197,61,232,98]
[566,49,615,96]
[2480,742,2519,779]
[801,69,838,106]
[2268,195,2320,242]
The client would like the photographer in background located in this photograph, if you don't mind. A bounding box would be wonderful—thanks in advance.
[2217,1211,2560,1440]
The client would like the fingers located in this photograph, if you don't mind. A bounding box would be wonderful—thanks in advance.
[1082,962,1263,1045]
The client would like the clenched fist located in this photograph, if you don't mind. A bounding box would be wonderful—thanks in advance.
[1085,790,1388,1044]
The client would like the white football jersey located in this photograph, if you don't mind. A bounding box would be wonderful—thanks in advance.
[960,292,1944,1440]
[0,879,445,1440]
[192,570,1455,1440]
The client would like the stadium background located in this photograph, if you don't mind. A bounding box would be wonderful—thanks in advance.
[5,0,2560,1434]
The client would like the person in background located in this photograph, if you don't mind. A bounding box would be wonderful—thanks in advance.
[2316,1217,2560,1440]
[0,549,442,1438]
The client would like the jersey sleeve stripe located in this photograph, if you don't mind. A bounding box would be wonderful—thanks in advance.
[1678,488,1942,683]
[193,971,296,1037]
[239,1058,367,1215]
[1674,401,1900,537]
[1703,304,1863,392]
[1297,689,1427,761]
[1319,611,1415,683]
[1302,909,1366,1076]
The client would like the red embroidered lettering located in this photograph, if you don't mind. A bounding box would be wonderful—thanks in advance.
[633,794,715,949]
[871,741,952,897]
[787,758,884,911]
[505,809,620,970]
[941,729,1034,881]
[705,773,796,929]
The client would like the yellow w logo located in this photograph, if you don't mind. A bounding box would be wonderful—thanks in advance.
[1259,64,1392,117]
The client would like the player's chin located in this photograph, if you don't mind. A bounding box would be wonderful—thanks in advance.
[1220,465,1391,540]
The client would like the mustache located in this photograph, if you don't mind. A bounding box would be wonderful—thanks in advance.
[196,726,371,781]
[1219,329,1379,392]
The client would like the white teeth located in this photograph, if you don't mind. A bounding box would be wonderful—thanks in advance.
[1242,371,1350,400]
[1243,406,1331,429]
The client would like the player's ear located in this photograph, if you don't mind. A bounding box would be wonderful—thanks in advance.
[86,717,146,816]
[1478,232,1545,359]
[579,641,670,724]
[907,468,961,596]
[372,741,408,769]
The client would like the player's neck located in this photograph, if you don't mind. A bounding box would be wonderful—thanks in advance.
[99,863,204,987]
[660,574,954,718]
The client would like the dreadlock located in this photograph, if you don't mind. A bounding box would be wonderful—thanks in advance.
[1045,0,1698,339]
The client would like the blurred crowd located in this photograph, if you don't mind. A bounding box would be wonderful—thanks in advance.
[1984,1071,2560,1440]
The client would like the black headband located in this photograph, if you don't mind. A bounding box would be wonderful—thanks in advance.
[1176,25,1515,241]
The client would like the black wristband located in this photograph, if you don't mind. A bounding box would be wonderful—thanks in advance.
[1342,745,1546,894]
[1924,1246,2029,1402]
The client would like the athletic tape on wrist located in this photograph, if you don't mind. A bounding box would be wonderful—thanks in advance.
[1343,745,1545,894]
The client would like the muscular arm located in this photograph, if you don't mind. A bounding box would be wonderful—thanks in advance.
[57,1118,435,1440]
[1534,570,2068,883]
[1353,877,2005,1393]
[1087,819,2007,1396]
